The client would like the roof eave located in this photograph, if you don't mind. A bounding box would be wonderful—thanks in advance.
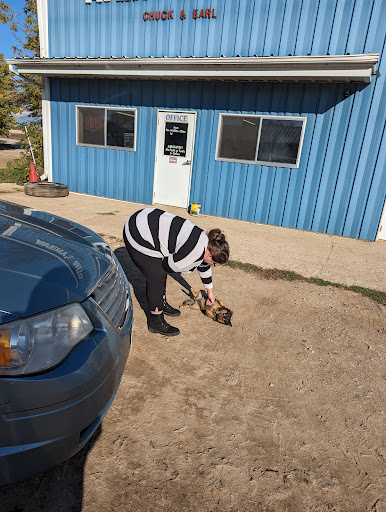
[7,53,380,83]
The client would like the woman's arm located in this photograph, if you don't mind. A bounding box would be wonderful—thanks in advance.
[197,263,215,304]
[206,288,215,305]
[197,262,213,289]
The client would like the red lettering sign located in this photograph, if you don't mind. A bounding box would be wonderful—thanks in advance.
[144,8,216,21]
[143,10,174,21]
[192,8,216,20]
[85,116,104,129]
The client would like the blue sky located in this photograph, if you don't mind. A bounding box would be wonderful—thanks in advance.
[0,0,27,59]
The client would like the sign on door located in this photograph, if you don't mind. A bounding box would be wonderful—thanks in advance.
[153,111,196,209]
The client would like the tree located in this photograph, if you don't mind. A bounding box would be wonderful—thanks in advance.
[0,3,19,135]
[0,53,18,135]
[0,0,43,180]
[11,0,42,117]
[0,2,17,32]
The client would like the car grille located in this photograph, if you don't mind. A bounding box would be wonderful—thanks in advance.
[91,258,131,331]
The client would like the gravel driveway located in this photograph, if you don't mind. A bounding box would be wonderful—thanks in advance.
[0,189,385,512]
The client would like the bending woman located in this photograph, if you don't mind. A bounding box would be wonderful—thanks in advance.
[123,207,229,337]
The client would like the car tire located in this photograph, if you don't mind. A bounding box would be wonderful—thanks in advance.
[24,182,69,198]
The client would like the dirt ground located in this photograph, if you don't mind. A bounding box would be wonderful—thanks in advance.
[0,133,23,169]
[0,230,385,511]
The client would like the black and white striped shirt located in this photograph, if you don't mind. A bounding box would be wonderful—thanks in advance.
[124,208,213,289]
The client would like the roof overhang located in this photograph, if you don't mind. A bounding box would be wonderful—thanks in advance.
[7,53,379,83]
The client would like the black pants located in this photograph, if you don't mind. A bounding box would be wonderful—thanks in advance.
[123,230,166,312]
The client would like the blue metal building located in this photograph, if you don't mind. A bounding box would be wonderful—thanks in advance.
[9,0,386,240]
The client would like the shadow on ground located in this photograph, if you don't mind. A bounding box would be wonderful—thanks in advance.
[114,246,195,321]
[0,429,100,512]
[0,143,21,150]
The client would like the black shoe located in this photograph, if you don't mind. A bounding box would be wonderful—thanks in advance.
[162,299,181,317]
[148,313,180,336]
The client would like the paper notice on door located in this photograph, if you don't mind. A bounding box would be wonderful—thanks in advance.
[164,122,188,157]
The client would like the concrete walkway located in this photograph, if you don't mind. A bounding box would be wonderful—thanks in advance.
[0,184,385,292]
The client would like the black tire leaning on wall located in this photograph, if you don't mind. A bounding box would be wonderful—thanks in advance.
[24,182,69,198]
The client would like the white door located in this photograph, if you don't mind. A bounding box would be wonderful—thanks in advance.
[153,111,196,208]
[376,197,386,240]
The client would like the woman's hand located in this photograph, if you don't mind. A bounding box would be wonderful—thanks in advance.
[206,288,215,305]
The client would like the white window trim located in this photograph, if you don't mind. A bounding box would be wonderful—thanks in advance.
[215,113,307,169]
[75,105,137,151]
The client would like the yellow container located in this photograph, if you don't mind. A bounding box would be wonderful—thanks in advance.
[190,203,201,215]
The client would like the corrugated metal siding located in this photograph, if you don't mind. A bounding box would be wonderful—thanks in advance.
[51,78,155,205]
[51,70,385,240]
[48,0,380,59]
[47,0,385,240]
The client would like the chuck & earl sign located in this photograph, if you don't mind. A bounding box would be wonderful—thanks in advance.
[143,8,217,21]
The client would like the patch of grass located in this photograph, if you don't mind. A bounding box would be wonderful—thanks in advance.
[347,286,386,304]
[278,270,303,281]
[225,260,386,305]
[96,211,118,216]
[308,277,344,288]
[225,260,263,274]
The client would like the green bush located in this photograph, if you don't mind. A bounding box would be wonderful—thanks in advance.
[1,121,44,184]
[0,159,29,185]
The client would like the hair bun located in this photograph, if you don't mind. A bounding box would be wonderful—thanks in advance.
[207,228,229,264]
[208,228,225,242]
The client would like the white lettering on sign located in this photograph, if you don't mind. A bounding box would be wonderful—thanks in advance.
[165,114,188,122]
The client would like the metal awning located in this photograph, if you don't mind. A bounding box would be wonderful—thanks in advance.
[7,54,379,83]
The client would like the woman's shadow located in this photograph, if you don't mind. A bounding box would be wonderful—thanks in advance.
[114,247,194,319]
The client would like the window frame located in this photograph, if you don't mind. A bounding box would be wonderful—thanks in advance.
[76,105,137,152]
[215,113,307,168]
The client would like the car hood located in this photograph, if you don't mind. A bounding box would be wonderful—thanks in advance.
[0,200,113,321]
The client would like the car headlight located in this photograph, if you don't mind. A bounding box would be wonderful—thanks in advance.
[0,303,93,376]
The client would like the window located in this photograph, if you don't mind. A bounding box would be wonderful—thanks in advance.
[216,114,306,168]
[76,106,137,151]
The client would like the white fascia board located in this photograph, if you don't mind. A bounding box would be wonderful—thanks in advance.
[41,78,52,181]
[36,0,49,58]
[7,54,380,83]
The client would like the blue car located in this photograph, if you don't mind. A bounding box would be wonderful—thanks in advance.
[0,199,133,485]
